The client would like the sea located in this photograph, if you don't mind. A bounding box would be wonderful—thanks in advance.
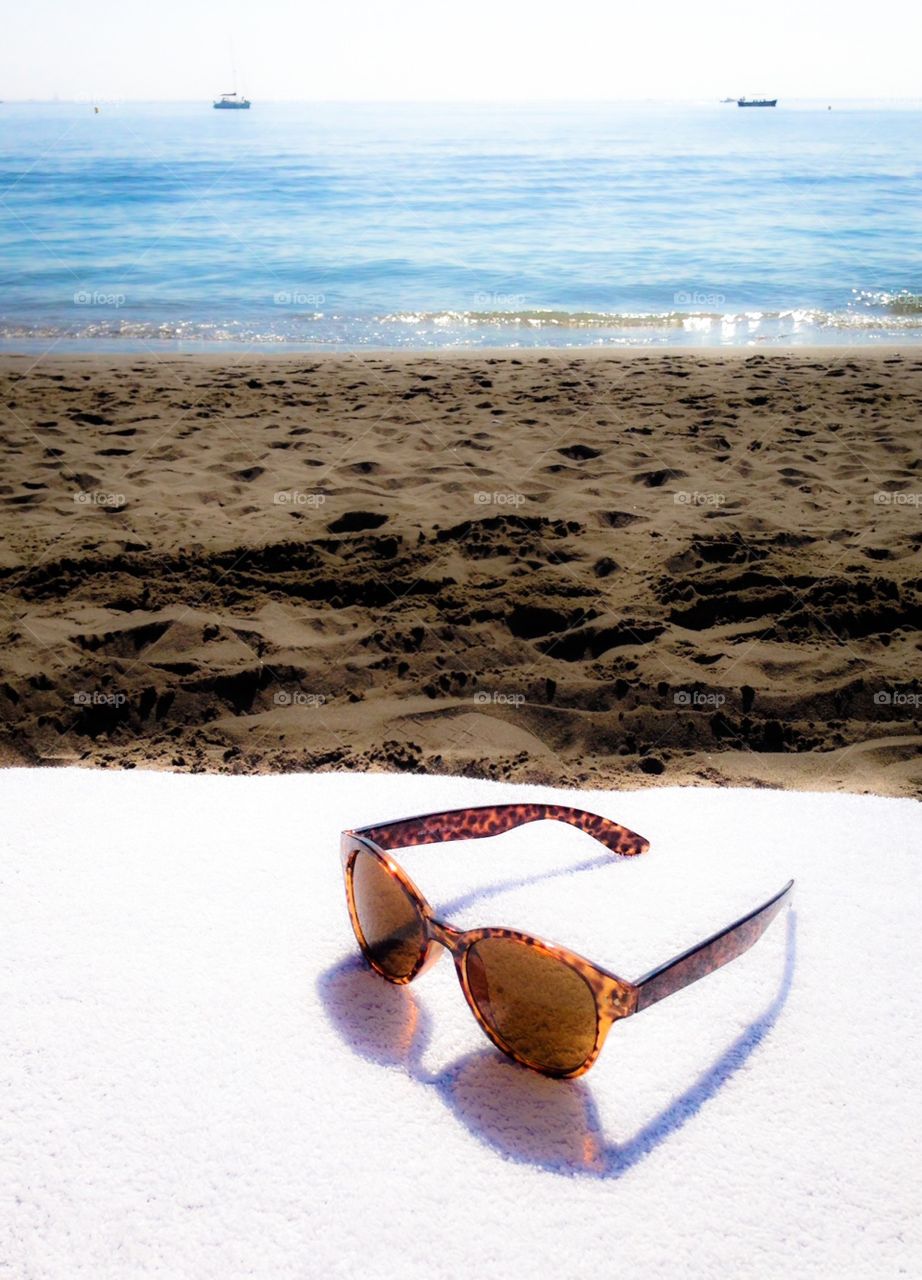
[1,100,921,351]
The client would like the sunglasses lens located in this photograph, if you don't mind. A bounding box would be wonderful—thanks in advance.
[465,937,598,1074]
[350,849,427,980]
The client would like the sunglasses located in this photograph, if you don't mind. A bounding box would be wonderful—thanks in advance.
[341,803,793,1079]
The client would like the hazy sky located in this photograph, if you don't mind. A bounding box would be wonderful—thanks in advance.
[3,0,921,101]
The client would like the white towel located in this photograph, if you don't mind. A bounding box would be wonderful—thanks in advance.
[2,768,920,1279]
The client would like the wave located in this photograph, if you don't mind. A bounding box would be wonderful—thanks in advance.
[380,309,696,329]
[378,306,922,331]
[3,300,922,347]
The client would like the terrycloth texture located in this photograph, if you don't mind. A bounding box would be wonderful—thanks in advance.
[1,769,920,1279]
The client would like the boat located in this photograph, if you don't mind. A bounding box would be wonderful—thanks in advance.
[214,41,250,109]
[720,97,736,104]
[738,97,777,108]
[213,91,250,110]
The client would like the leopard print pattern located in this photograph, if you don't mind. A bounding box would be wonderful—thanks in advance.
[634,880,793,1011]
[355,802,650,858]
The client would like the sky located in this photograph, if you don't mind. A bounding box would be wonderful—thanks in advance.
[2,0,921,102]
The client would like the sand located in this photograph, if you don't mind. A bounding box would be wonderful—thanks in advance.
[0,349,919,796]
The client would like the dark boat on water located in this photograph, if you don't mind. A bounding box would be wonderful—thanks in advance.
[738,97,777,108]
[213,92,250,110]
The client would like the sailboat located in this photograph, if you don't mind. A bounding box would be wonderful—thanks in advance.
[213,42,251,108]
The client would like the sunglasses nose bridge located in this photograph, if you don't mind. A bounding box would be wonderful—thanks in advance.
[428,916,467,954]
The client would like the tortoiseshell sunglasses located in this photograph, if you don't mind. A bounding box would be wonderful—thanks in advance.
[341,803,793,1079]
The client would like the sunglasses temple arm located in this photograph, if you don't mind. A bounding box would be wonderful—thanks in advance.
[352,803,650,857]
[632,879,794,1014]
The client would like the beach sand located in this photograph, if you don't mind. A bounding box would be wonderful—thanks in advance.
[0,349,919,796]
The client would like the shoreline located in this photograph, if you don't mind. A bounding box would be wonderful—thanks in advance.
[1,343,922,368]
[1,350,919,796]
[2,342,922,361]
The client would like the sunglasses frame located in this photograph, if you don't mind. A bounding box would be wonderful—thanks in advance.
[342,834,636,1077]
[341,803,794,1080]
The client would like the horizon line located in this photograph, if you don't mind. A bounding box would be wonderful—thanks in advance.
[5,95,922,105]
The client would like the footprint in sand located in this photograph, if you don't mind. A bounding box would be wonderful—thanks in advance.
[327,511,389,534]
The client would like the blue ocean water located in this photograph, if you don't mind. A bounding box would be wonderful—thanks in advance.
[1,100,921,350]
